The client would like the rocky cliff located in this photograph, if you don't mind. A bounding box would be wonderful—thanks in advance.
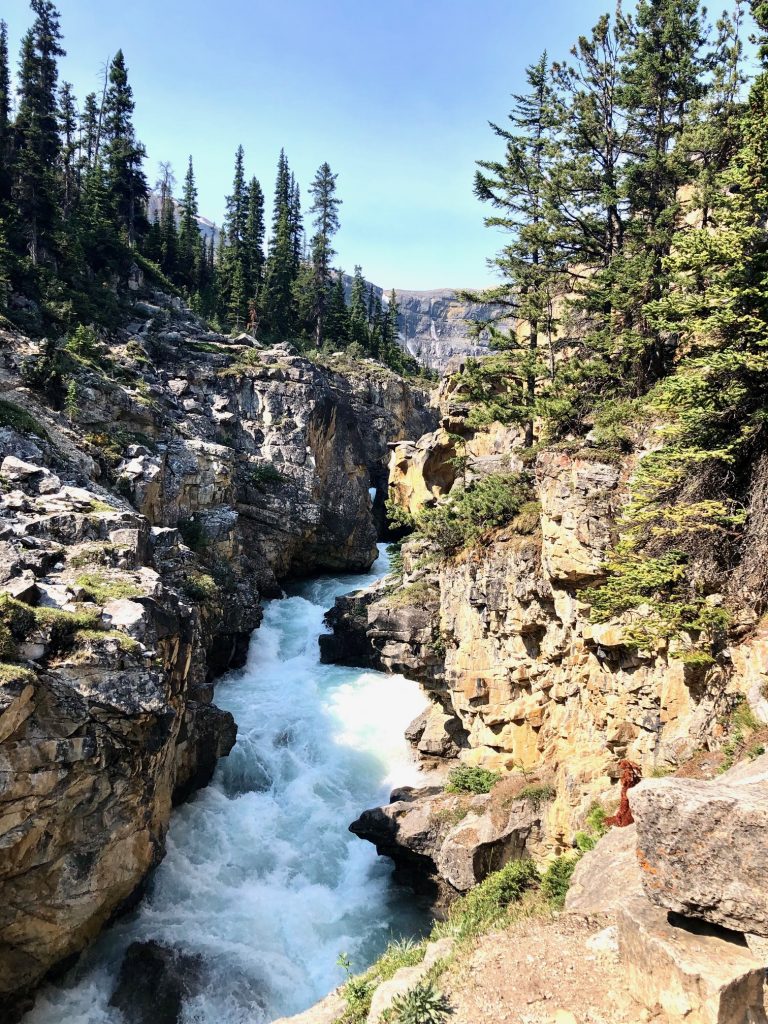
[323,375,768,899]
[0,297,437,1019]
[392,289,497,372]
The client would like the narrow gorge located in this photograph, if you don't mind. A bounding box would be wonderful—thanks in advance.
[4,0,768,1021]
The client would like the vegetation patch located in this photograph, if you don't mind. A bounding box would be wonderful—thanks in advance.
[445,764,501,795]
[0,662,36,686]
[416,473,532,555]
[517,783,556,809]
[381,579,437,610]
[182,571,219,602]
[718,697,763,774]
[74,573,143,605]
[0,398,47,438]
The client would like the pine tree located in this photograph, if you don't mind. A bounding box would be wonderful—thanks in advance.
[79,91,100,171]
[260,150,299,339]
[58,82,78,220]
[102,50,148,249]
[178,155,200,290]
[384,289,401,361]
[612,0,710,387]
[13,2,66,267]
[0,20,10,197]
[219,145,249,327]
[348,265,369,350]
[243,175,265,304]
[156,161,178,278]
[289,172,303,272]
[467,52,569,446]
[307,161,341,346]
[325,273,349,347]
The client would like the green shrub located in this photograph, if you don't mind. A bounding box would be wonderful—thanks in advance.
[382,580,437,610]
[541,855,578,908]
[436,859,539,940]
[339,938,427,1024]
[417,473,531,554]
[445,764,500,795]
[386,498,416,533]
[182,571,219,601]
[245,463,286,489]
[389,982,451,1024]
[518,783,556,808]
[0,662,36,685]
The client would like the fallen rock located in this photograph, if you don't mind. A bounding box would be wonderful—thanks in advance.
[565,824,644,916]
[631,753,768,936]
[618,896,767,1024]
[109,940,204,1024]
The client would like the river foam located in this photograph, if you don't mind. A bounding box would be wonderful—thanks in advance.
[25,546,428,1024]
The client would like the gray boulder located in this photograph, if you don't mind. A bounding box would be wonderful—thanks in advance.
[631,753,768,936]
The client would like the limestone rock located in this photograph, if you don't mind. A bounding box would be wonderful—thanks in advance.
[631,755,768,936]
[565,824,644,916]
[350,782,543,900]
[536,451,620,583]
[618,896,767,1024]
[366,939,454,1024]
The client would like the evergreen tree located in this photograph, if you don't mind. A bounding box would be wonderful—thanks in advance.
[260,150,298,339]
[102,50,148,249]
[79,91,100,171]
[324,273,349,346]
[178,156,200,290]
[289,172,303,272]
[156,161,178,278]
[219,145,249,327]
[466,52,569,446]
[0,20,11,198]
[612,0,710,387]
[307,161,341,346]
[13,2,65,267]
[348,265,369,350]
[384,289,401,361]
[243,175,265,304]
[58,81,78,220]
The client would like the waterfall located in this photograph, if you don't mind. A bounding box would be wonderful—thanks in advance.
[25,546,428,1024]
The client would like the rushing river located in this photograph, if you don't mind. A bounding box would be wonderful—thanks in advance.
[26,546,429,1024]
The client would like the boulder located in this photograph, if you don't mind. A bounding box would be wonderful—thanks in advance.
[366,939,453,1024]
[618,896,767,1024]
[565,823,644,916]
[109,941,204,1024]
[350,783,542,900]
[631,753,768,936]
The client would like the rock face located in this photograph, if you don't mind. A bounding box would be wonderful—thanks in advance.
[0,303,436,1018]
[109,941,205,1024]
[324,380,768,858]
[350,777,546,902]
[393,288,497,372]
[631,753,768,937]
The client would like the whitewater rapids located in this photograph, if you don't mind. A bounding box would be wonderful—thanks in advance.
[25,546,429,1024]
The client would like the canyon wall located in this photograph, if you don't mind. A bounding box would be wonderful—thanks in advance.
[0,300,437,1018]
[323,380,768,894]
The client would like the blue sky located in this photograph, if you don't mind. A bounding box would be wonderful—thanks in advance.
[4,0,614,289]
